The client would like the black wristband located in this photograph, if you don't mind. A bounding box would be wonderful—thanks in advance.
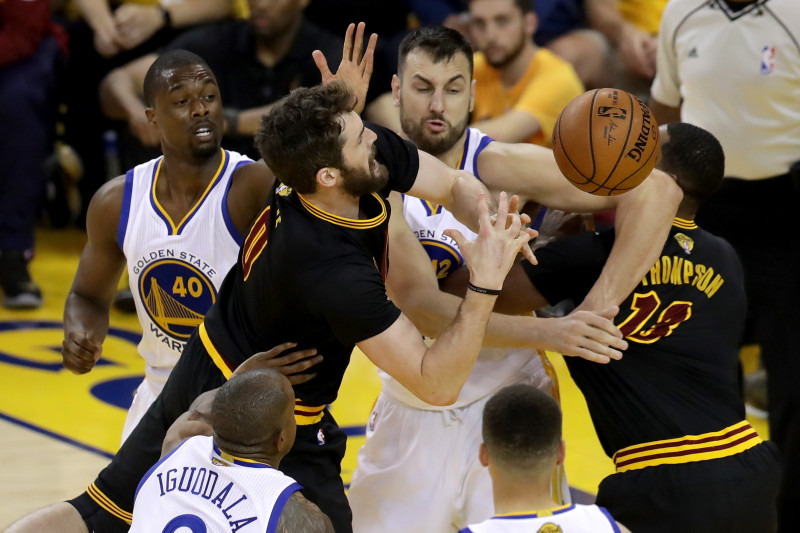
[468,282,502,296]
[160,6,172,28]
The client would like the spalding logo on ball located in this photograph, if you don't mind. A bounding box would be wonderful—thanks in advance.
[552,88,660,196]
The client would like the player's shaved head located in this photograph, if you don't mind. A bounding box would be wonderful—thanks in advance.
[143,50,215,107]
[482,384,562,476]
[211,368,295,451]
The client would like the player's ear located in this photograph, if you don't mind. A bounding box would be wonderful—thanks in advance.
[469,79,476,113]
[555,438,566,467]
[479,442,490,467]
[145,107,156,127]
[316,167,339,189]
[391,74,401,107]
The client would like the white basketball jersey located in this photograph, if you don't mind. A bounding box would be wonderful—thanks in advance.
[130,436,301,533]
[382,128,541,410]
[461,504,621,533]
[119,149,250,393]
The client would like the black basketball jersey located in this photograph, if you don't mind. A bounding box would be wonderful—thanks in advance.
[524,218,748,457]
[201,124,419,405]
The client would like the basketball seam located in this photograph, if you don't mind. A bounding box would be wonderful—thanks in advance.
[589,90,636,195]
[555,112,592,184]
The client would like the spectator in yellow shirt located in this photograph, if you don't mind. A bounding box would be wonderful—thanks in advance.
[468,0,583,146]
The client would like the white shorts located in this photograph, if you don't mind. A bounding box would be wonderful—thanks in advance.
[120,379,157,445]
[349,361,569,533]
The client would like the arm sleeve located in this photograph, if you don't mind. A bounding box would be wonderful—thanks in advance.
[522,230,612,305]
[308,259,402,346]
[366,122,420,194]
[0,0,52,66]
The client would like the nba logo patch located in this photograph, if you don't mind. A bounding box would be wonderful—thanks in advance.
[368,410,378,432]
[317,428,326,445]
[760,46,775,75]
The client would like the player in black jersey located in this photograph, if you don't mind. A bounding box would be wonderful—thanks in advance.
[513,123,782,532]
[18,80,531,533]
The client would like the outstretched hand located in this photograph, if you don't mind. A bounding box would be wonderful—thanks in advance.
[542,307,627,364]
[232,342,323,385]
[313,22,377,114]
[445,191,534,292]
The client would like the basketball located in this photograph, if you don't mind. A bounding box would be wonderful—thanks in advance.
[552,88,660,196]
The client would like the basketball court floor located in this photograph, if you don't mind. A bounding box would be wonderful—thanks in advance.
[0,228,769,529]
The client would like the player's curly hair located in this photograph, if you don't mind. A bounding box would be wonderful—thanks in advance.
[255,82,355,194]
[660,122,725,205]
[482,384,562,475]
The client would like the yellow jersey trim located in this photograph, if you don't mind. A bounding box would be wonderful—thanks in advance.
[87,483,133,524]
[199,322,233,380]
[294,400,325,425]
[495,504,573,518]
[672,217,698,230]
[152,148,227,235]
[613,420,762,472]
[297,192,387,229]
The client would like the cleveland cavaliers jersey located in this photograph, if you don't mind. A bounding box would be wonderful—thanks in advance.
[382,128,540,410]
[460,504,621,533]
[130,436,300,533]
[119,149,251,393]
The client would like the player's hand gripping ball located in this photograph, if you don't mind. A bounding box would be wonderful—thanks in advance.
[552,88,660,196]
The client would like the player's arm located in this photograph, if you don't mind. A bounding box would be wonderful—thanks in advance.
[385,196,625,363]
[478,142,682,309]
[161,390,216,457]
[359,192,530,405]
[62,176,128,375]
[276,492,334,533]
[405,149,495,234]
[226,160,277,234]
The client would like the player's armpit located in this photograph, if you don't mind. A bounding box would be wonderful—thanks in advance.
[276,492,334,533]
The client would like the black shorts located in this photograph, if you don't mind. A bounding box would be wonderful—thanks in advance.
[68,331,352,532]
[596,442,782,533]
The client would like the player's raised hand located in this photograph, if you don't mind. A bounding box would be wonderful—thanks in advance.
[540,307,627,364]
[62,331,103,375]
[312,22,377,114]
[445,191,533,294]
[232,342,323,385]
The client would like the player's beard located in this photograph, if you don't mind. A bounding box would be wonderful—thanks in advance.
[399,104,469,157]
[483,26,527,69]
[191,141,220,160]
[341,147,388,198]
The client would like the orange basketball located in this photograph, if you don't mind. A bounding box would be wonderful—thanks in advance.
[552,88,660,196]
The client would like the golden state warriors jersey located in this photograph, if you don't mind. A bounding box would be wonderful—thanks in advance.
[460,504,621,533]
[382,128,542,410]
[118,149,251,393]
[129,436,300,533]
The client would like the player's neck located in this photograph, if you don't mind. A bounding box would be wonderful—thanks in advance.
[216,441,279,468]
[498,43,536,88]
[156,149,224,208]
[438,130,469,169]
[302,188,362,220]
[491,475,557,515]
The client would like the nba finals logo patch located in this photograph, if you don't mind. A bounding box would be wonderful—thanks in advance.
[139,259,216,347]
[674,233,694,255]
[761,45,776,75]
[537,524,563,533]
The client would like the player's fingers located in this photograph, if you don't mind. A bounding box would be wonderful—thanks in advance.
[286,372,318,385]
[577,337,623,361]
[343,23,355,61]
[274,348,319,365]
[281,354,323,375]
[597,306,620,321]
[443,229,467,251]
[494,191,509,231]
[312,50,333,82]
[362,33,378,77]
[572,347,613,364]
[520,243,538,265]
[508,193,520,215]
[352,22,365,62]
